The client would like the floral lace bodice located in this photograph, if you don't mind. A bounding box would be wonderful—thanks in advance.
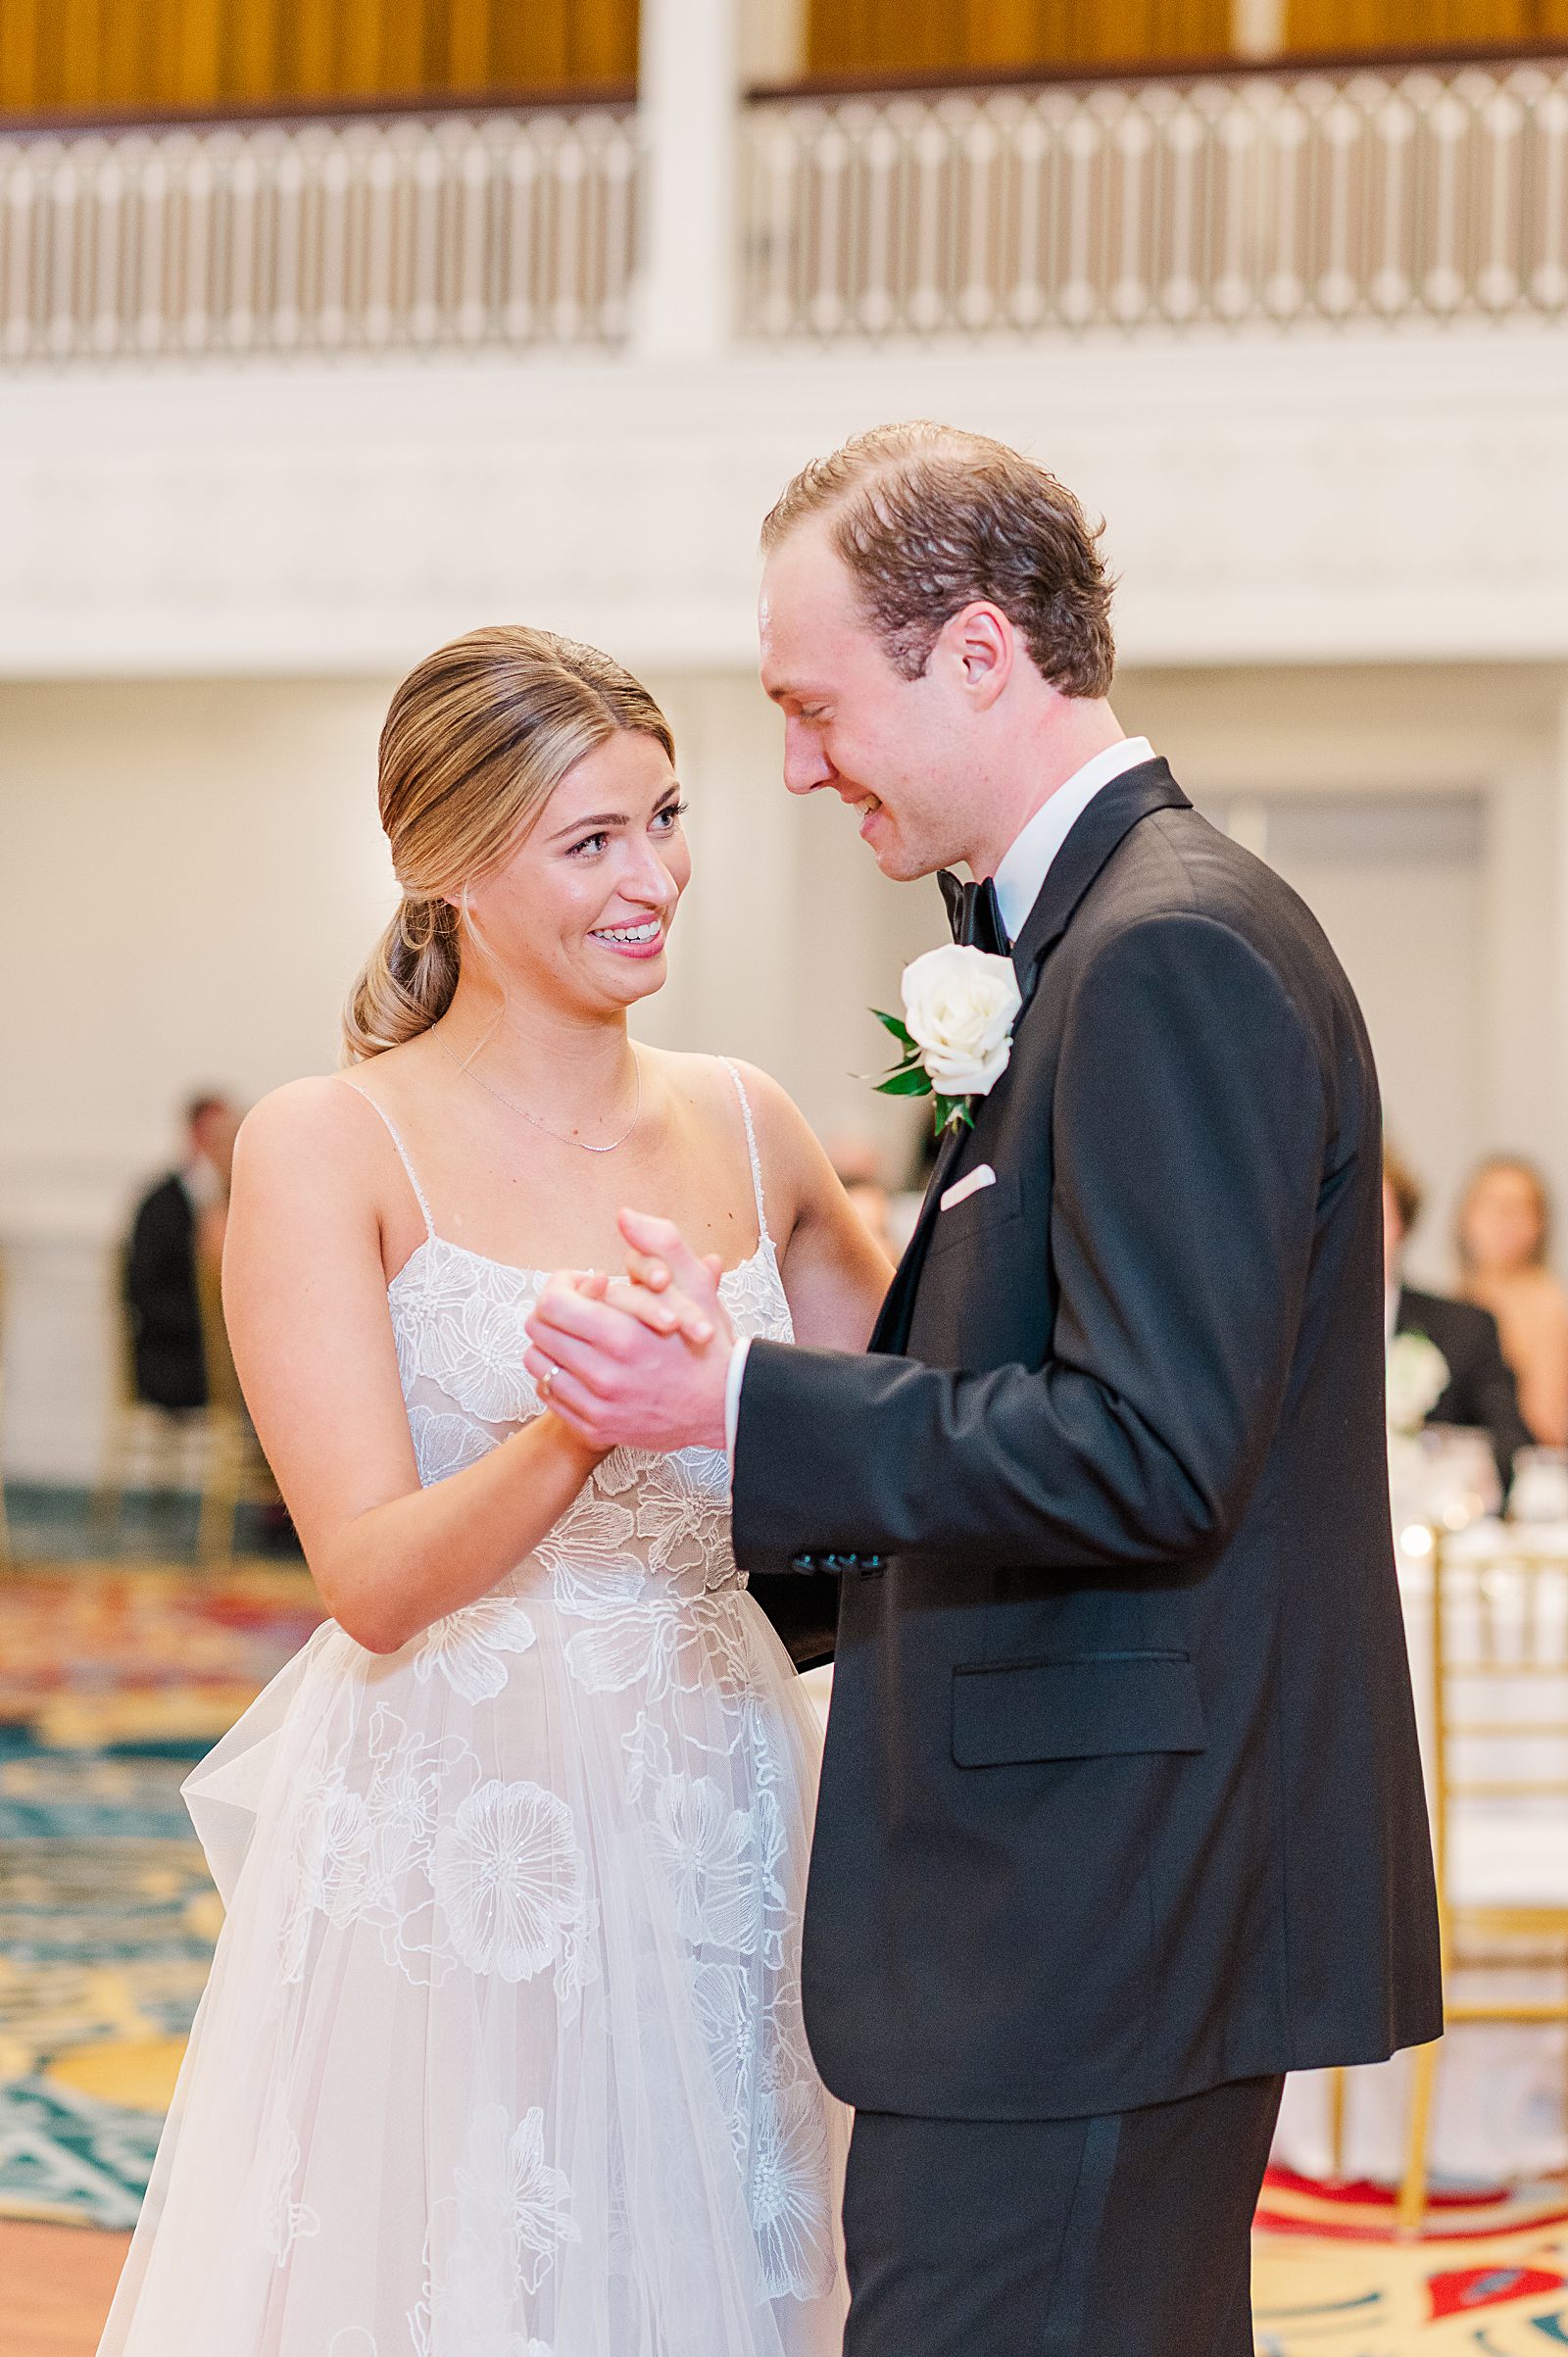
[366,1059,793,1620]
[389,1233,789,1605]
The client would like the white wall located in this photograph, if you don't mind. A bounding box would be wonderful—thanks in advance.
[1,678,389,1479]
[3,679,395,1209]
[5,660,1567,1481]
[4,327,1568,683]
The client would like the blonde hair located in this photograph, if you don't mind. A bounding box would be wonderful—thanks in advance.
[343,626,674,1063]
[761,419,1115,697]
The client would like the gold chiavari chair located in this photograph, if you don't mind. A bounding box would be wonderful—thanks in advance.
[192,1250,277,1566]
[1396,1530,1568,2233]
[93,1240,273,1561]
[90,1244,198,1552]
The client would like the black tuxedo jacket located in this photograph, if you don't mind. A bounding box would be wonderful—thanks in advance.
[1396,1284,1531,1492]
[125,1173,208,1410]
[735,761,1442,2121]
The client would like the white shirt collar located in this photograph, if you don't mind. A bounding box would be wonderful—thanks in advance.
[991,737,1155,944]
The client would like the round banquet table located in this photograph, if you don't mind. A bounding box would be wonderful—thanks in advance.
[1274,1515,1568,2185]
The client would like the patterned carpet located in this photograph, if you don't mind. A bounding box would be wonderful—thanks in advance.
[0,1564,320,2228]
[7,1559,1568,2350]
[1252,2170,1568,2350]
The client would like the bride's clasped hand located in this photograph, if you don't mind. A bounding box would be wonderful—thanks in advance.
[525,1210,739,1459]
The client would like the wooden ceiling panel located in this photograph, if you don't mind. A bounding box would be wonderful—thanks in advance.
[808,0,1568,72]
[808,0,1236,74]
[0,0,639,120]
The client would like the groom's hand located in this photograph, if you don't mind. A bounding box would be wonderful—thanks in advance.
[522,1212,734,1454]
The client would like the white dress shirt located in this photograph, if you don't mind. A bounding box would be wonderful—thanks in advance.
[723,736,1159,1462]
[991,737,1154,943]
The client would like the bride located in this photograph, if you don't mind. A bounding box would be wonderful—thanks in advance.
[98,626,891,2357]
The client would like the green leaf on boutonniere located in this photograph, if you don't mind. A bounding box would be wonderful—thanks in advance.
[876,1064,932,1098]
[866,999,977,1133]
[872,1009,916,1050]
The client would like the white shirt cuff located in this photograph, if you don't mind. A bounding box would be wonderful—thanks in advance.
[724,1336,753,1470]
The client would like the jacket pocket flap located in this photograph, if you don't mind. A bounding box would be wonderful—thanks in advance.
[952,1652,1206,1767]
[924,1168,1023,1258]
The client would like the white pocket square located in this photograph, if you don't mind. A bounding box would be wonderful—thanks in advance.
[940,1163,997,1213]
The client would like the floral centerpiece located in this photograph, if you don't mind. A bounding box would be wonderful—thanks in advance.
[1386,1329,1450,1540]
[1387,1331,1449,1436]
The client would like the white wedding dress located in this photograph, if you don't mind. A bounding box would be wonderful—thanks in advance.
[99,1059,850,2357]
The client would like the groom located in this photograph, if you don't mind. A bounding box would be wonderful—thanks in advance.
[526,423,1443,2354]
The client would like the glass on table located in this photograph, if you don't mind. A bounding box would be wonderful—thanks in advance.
[1508,1447,1568,1525]
[1412,1425,1503,1531]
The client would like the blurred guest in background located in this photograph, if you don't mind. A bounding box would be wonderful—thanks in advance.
[1457,1154,1568,1447]
[124,1092,240,1410]
[1385,1144,1531,1491]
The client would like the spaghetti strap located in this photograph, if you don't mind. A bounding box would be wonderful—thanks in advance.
[718,1057,772,1248]
[338,1082,436,1242]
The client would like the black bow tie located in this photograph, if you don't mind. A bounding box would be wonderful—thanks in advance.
[937,870,1009,957]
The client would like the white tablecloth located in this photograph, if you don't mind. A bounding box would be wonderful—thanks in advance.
[1275,1517,1568,2184]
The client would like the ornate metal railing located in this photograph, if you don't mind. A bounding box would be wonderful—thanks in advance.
[4,54,1567,362]
[0,104,637,362]
[743,57,1568,337]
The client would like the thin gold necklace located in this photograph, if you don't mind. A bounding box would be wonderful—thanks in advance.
[434,1027,643,1155]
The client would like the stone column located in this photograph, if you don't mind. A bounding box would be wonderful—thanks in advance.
[1549,687,1568,1211]
[634,0,741,360]
[739,0,808,84]
[1231,0,1286,56]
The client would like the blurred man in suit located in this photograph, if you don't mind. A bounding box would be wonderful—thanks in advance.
[124,1093,240,1410]
[1385,1142,1531,1494]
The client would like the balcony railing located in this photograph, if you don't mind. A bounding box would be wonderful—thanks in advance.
[743,57,1568,336]
[1,49,1565,364]
[0,104,636,362]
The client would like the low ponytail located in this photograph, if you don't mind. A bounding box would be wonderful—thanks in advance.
[341,896,461,1064]
[338,626,675,1065]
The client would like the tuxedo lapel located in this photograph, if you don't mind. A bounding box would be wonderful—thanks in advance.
[871,1117,969,1354]
[869,761,1191,1359]
[1008,759,1191,1005]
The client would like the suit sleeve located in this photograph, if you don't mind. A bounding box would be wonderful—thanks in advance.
[733,913,1329,1574]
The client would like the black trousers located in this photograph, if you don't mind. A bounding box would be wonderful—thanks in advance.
[841,2074,1285,2357]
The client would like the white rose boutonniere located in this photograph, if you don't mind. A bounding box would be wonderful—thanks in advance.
[874,944,1023,1135]
[1386,1330,1450,1436]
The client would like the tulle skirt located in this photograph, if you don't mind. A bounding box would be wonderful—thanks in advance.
[97,1584,850,2357]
